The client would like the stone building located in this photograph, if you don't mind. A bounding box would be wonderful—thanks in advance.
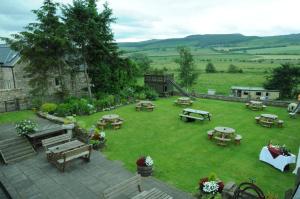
[0,44,87,112]
[231,86,280,100]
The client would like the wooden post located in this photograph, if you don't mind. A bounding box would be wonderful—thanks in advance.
[4,101,7,112]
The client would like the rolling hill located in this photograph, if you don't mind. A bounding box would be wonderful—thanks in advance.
[118,33,300,51]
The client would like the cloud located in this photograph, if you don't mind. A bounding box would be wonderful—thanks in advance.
[1,0,300,42]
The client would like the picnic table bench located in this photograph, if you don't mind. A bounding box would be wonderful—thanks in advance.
[26,126,67,149]
[42,134,71,150]
[179,114,204,121]
[213,136,232,146]
[103,174,142,199]
[47,141,92,172]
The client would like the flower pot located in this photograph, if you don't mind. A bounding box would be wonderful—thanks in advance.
[137,165,153,177]
[92,140,106,150]
[199,191,216,199]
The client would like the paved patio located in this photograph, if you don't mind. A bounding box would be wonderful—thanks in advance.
[0,149,196,199]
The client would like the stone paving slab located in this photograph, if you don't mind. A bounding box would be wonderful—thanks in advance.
[0,150,195,199]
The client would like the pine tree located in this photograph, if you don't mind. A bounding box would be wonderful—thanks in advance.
[4,0,69,100]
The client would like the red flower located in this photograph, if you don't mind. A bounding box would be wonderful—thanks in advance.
[136,156,146,166]
[198,177,208,190]
[217,181,224,193]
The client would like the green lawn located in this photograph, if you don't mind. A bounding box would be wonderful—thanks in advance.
[0,110,36,124]
[76,97,299,198]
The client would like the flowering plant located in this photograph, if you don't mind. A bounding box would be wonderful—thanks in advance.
[136,156,154,167]
[15,120,38,136]
[199,173,224,194]
[268,143,290,156]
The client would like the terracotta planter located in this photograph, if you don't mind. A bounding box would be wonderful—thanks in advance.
[137,165,153,177]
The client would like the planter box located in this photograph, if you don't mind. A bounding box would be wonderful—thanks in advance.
[137,165,153,177]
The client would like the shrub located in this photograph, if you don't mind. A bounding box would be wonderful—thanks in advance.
[145,88,159,100]
[15,120,38,136]
[55,103,73,117]
[40,103,57,114]
[205,62,217,73]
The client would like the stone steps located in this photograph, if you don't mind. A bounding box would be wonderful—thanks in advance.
[0,137,36,164]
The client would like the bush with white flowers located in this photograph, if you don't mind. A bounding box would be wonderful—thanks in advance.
[145,156,154,166]
[202,181,219,194]
[15,120,38,136]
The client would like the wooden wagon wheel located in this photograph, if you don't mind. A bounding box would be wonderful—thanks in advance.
[233,182,265,199]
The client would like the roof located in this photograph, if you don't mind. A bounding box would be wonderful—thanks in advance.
[231,86,280,92]
[0,44,20,68]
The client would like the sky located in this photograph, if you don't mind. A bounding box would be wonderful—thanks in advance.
[1,0,300,42]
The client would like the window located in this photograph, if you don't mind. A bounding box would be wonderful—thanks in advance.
[266,92,269,96]
[256,92,261,96]
[243,91,248,95]
[54,78,60,86]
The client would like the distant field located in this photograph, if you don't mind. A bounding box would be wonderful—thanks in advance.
[124,45,300,95]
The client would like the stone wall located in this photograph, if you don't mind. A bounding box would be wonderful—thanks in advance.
[173,91,294,107]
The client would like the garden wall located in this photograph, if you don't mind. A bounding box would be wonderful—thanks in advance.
[173,91,293,107]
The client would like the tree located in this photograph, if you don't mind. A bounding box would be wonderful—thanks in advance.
[227,64,243,73]
[129,53,152,76]
[264,63,300,99]
[175,47,198,89]
[62,0,137,95]
[3,0,69,100]
[205,62,216,73]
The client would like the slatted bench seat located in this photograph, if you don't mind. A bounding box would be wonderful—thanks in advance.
[255,116,261,123]
[234,134,242,145]
[54,144,92,172]
[277,120,284,128]
[97,120,107,130]
[214,136,231,146]
[26,126,67,149]
[207,130,214,139]
[179,114,204,122]
[42,134,71,150]
[259,120,274,128]
[111,121,123,130]
[103,174,142,199]
[145,105,155,111]
[132,187,173,199]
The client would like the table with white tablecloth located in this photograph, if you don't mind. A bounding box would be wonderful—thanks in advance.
[259,146,296,172]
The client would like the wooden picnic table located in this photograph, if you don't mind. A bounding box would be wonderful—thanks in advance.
[48,140,85,154]
[260,114,278,120]
[136,101,155,111]
[131,188,173,199]
[246,100,266,111]
[102,114,120,123]
[175,97,193,106]
[183,108,211,120]
[214,126,235,135]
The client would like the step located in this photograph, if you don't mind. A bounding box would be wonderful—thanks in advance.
[4,148,35,160]
[1,144,33,155]
[5,153,35,164]
[0,138,27,150]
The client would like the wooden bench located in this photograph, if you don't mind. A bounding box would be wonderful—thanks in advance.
[214,136,231,146]
[234,134,242,145]
[97,120,107,130]
[42,134,71,150]
[255,116,261,124]
[112,121,123,130]
[277,120,284,128]
[145,105,155,111]
[207,130,214,139]
[132,187,173,199]
[26,126,67,149]
[259,120,274,128]
[179,114,204,122]
[136,105,142,111]
[103,174,142,199]
[55,144,92,172]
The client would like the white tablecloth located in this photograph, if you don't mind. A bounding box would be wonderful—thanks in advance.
[259,146,296,172]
